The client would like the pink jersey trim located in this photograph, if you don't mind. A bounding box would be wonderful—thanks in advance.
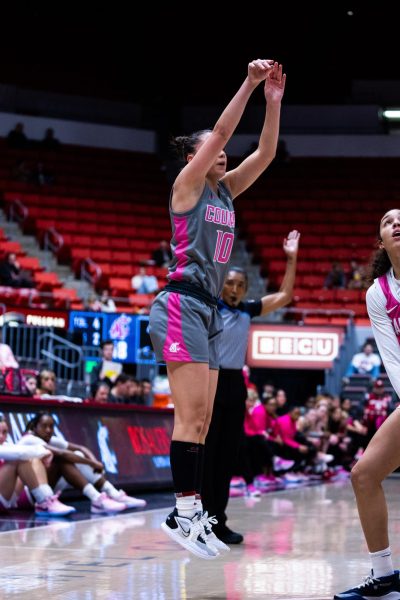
[169,215,189,282]
[378,274,395,308]
[163,293,193,362]
[378,274,400,343]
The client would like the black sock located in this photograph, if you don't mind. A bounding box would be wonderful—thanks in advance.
[170,440,199,494]
[195,443,205,498]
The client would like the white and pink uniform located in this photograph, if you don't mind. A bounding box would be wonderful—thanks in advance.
[366,269,400,397]
[0,443,50,510]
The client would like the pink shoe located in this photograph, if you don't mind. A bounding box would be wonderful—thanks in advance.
[246,484,262,498]
[35,495,76,517]
[112,490,147,509]
[273,457,295,471]
[230,476,246,488]
[254,475,277,489]
[229,487,245,498]
[91,492,126,514]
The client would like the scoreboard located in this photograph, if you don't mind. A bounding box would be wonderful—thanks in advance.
[69,312,155,365]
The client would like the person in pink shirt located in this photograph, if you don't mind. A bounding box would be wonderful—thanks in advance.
[0,330,20,393]
[276,406,317,469]
[243,395,294,485]
[241,389,271,491]
[244,389,266,437]
[0,342,18,369]
[244,396,282,485]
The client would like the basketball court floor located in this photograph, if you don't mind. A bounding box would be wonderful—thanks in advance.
[1,478,399,599]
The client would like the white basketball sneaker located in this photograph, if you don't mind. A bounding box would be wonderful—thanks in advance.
[200,511,230,553]
[161,509,220,560]
[91,492,126,514]
[111,490,147,509]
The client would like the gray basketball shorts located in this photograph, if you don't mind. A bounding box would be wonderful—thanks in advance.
[149,291,223,369]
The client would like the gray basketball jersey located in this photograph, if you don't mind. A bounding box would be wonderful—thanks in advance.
[168,181,235,298]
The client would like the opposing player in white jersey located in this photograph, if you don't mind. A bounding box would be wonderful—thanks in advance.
[20,412,146,514]
[0,416,75,516]
[335,209,400,599]
[149,58,286,559]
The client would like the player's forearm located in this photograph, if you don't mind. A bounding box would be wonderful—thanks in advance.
[257,101,282,163]
[278,256,297,301]
[214,77,258,142]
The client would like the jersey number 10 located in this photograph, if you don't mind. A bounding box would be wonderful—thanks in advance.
[213,230,234,264]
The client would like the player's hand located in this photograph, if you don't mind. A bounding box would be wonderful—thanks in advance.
[283,230,300,258]
[264,62,286,103]
[248,59,274,85]
[41,449,54,468]
[90,459,104,473]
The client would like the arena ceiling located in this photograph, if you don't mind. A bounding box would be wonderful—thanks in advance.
[1,5,399,106]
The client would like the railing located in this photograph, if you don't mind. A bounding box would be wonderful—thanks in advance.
[43,227,64,254]
[324,319,357,396]
[81,257,102,286]
[254,306,357,324]
[27,289,74,310]
[3,322,53,368]
[37,331,85,381]
[8,199,28,224]
[3,323,99,384]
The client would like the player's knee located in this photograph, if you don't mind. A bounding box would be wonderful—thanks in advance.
[190,419,206,438]
[351,461,377,491]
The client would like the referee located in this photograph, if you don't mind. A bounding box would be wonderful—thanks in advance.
[202,230,300,544]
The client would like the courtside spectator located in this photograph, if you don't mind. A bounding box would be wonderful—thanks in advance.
[0,253,34,288]
[0,332,18,369]
[98,289,116,313]
[109,374,131,404]
[23,374,38,396]
[345,342,381,380]
[6,123,28,149]
[324,262,346,289]
[151,240,172,268]
[93,382,110,404]
[36,370,57,396]
[137,378,153,406]
[86,294,102,312]
[90,340,122,394]
[41,128,60,150]
[131,267,158,294]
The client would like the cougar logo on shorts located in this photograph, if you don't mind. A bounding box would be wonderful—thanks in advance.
[169,342,180,353]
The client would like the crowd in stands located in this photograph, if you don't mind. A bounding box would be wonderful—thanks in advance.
[229,338,396,497]
[6,123,61,151]
[324,260,369,290]
[7,123,58,186]
[0,128,173,310]
[0,331,153,406]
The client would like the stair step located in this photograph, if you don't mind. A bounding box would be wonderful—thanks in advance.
[0,210,89,302]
